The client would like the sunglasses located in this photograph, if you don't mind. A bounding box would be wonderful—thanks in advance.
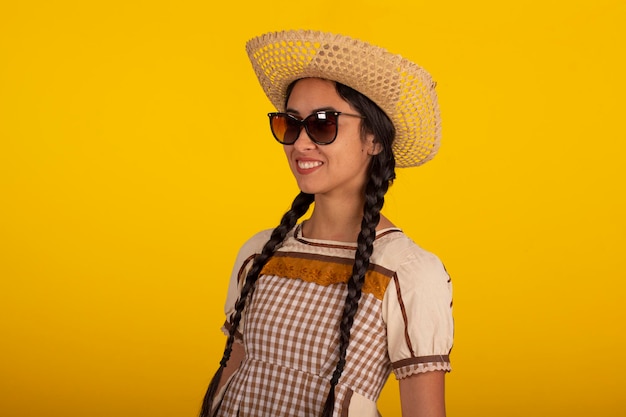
[268,111,365,145]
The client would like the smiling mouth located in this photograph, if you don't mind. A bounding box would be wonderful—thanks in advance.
[297,160,323,169]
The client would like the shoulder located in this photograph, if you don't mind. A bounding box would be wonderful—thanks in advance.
[237,228,273,258]
[374,230,446,276]
[230,228,273,274]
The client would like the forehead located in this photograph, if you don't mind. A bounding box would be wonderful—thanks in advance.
[286,78,351,113]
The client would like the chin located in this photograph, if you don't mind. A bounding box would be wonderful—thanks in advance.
[297,185,318,195]
[295,181,324,195]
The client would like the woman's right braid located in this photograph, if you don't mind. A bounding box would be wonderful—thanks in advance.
[200,191,314,417]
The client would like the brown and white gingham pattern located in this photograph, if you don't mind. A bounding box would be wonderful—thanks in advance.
[217,272,389,417]
[217,226,452,416]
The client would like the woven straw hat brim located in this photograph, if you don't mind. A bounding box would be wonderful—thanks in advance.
[245,30,441,168]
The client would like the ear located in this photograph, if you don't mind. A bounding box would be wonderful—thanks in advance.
[366,133,383,156]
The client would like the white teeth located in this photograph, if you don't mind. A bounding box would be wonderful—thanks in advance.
[297,160,322,169]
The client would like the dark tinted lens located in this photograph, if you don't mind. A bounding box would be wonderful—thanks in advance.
[270,114,302,144]
[305,112,338,144]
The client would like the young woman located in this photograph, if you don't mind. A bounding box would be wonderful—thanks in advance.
[200,30,454,417]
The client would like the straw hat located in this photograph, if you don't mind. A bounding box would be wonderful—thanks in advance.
[245,30,441,168]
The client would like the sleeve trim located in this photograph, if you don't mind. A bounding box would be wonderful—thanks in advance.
[394,362,451,379]
[392,355,450,370]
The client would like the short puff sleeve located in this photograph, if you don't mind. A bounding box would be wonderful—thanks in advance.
[381,245,453,379]
[221,229,273,343]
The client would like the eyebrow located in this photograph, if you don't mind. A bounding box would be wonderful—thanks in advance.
[285,106,337,116]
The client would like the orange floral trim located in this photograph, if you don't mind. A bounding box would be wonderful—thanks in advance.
[261,252,393,300]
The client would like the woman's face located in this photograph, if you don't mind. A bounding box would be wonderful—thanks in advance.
[283,78,378,199]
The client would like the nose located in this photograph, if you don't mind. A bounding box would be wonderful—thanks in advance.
[292,125,317,150]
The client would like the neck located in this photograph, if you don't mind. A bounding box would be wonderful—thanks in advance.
[302,192,366,242]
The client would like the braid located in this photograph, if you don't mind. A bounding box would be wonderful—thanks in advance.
[321,156,395,417]
[200,191,314,417]
[321,81,396,417]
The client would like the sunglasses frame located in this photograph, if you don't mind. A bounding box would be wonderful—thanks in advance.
[268,111,366,145]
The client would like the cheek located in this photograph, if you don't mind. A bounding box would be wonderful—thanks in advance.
[283,146,297,171]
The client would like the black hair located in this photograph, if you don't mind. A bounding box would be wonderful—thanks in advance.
[200,80,396,417]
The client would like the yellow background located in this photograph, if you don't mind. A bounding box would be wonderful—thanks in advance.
[1,0,624,416]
